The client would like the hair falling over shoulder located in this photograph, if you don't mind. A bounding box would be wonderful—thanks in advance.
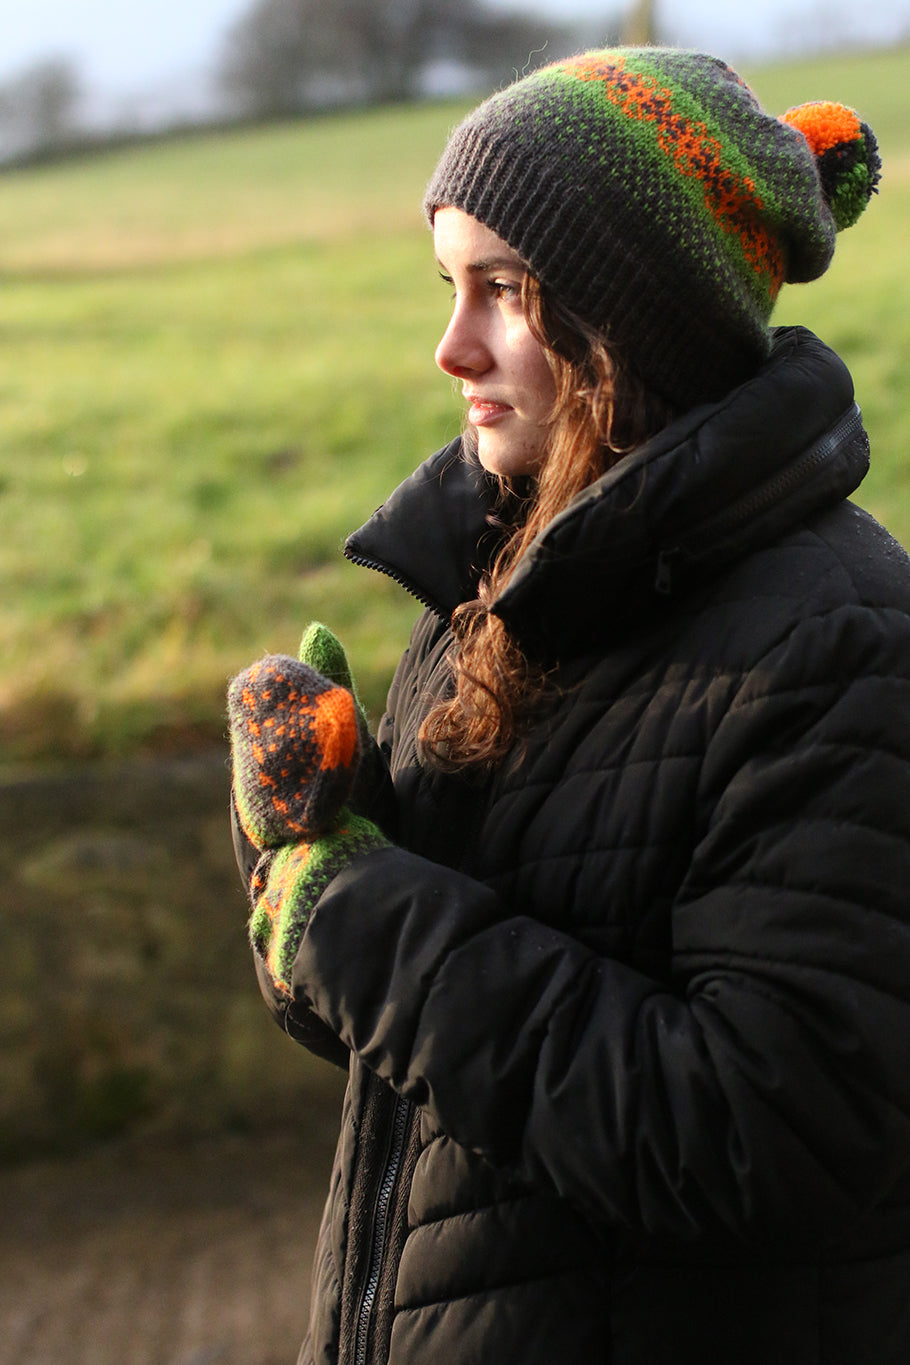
[419,278,678,773]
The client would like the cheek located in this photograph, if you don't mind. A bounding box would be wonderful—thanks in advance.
[519,343,557,414]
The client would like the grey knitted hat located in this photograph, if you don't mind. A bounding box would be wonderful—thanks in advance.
[425,48,880,409]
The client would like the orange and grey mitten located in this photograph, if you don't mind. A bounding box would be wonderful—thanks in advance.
[228,629,388,993]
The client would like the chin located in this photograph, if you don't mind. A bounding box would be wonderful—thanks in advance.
[475,433,544,480]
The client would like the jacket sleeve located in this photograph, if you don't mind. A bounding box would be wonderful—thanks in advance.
[288,599,910,1248]
[231,713,397,1069]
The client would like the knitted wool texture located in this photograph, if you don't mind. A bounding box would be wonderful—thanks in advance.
[228,647,388,992]
[228,654,360,848]
[299,620,361,701]
[247,812,384,991]
[425,48,881,408]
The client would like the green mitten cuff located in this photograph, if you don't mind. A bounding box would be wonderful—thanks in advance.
[249,813,389,994]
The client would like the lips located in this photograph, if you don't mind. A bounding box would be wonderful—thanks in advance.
[465,396,512,426]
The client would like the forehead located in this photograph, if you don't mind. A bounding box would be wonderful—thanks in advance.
[433,207,525,269]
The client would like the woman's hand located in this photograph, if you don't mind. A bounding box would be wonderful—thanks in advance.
[228,639,388,995]
[229,651,361,851]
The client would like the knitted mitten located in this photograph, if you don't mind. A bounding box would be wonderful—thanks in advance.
[228,635,388,993]
[298,620,361,701]
[298,621,390,822]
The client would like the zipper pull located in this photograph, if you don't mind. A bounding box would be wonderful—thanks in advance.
[654,548,679,596]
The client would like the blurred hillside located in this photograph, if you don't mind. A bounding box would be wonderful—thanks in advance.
[0,44,908,766]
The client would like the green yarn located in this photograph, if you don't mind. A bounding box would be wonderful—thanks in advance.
[249,813,389,990]
[298,619,373,743]
[781,102,880,235]
[828,155,879,231]
[299,621,356,696]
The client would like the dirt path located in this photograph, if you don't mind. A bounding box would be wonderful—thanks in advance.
[0,1120,340,1365]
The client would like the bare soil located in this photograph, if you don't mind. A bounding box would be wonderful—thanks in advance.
[0,1118,341,1365]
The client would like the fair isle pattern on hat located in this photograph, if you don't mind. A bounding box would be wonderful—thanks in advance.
[425,48,880,409]
[567,53,786,308]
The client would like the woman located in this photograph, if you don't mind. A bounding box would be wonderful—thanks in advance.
[228,48,910,1365]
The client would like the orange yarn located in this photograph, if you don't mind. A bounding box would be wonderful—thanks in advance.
[570,54,784,294]
[781,101,860,156]
[311,688,359,771]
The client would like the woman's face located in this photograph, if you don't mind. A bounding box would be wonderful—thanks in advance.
[433,207,556,479]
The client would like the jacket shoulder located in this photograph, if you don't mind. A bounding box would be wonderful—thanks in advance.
[810,500,910,610]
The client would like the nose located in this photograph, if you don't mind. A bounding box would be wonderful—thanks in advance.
[435,302,491,379]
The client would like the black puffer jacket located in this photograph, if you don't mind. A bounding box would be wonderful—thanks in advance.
[265,329,910,1364]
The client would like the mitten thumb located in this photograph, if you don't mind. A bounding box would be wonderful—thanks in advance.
[298,622,380,811]
[299,622,361,707]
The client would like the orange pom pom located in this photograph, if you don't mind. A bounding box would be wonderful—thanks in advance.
[781,101,861,157]
[780,99,880,230]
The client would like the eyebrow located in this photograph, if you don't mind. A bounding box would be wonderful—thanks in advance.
[436,255,527,274]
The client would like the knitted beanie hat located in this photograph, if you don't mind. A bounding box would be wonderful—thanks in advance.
[424,48,881,409]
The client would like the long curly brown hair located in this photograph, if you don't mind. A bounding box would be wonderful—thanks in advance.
[418,275,677,772]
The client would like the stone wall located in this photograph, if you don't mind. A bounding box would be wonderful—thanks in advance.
[0,753,345,1158]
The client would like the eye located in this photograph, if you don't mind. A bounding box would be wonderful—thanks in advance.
[438,270,455,299]
[489,278,521,300]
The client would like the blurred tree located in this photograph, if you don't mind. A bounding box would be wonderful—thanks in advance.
[218,0,567,116]
[457,10,560,84]
[0,57,82,158]
[219,0,328,117]
[622,0,659,44]
[345,0,452,104]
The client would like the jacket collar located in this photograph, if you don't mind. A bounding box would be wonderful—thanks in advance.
[345,328,870,660]
[344,438,498,619]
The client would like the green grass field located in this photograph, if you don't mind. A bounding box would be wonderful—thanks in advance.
[2,47,909,763]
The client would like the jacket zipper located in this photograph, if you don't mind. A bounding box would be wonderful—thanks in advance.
[343,547,442,1363]
[353,1092,411,1365]
[655,403,865,595]
[344,547,447,619]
